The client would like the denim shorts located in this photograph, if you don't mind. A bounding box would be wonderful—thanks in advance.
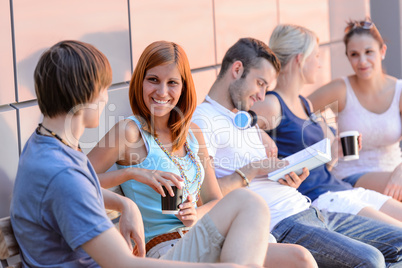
[342,172,366,186]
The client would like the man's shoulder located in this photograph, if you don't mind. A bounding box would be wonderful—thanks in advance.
[16,133,92,195]
[193,101,220,126]
[194,101,217,116]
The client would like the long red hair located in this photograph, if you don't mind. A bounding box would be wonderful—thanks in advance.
[129,41,196,151]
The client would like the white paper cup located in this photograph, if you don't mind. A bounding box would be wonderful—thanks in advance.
[340,131,359,161]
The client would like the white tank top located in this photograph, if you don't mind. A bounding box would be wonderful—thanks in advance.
[332,77,402,180]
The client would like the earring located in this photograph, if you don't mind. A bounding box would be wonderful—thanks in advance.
[382,55,385,60]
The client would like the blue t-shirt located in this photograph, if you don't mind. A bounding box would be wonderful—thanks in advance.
[10,130,113,268]
[265,91,352,201]
[119,116,205,243]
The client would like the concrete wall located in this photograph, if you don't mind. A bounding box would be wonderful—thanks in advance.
[0,0,371,221]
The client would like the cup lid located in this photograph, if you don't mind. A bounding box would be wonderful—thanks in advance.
[340,130,359,138]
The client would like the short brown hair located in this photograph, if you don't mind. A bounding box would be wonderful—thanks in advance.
[129,41,196,152]
[34,40,112,117]
[218,37,281,79]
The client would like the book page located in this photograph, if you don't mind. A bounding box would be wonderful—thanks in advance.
[268,138,331,181]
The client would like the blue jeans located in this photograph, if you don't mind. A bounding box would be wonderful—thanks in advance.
[272,207,402,267]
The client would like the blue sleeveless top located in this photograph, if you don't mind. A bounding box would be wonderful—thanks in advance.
[117,116,205,242]
[265,91,352,201]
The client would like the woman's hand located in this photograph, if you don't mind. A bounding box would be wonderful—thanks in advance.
[384,163,402,201]
[177,195,198,227]
[130,168,183,197]
[327,133,362,171]
[357,133,362,150]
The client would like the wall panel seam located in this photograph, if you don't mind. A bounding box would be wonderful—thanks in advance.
[9,0,18,103]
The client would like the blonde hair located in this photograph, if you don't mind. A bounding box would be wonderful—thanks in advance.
[269,24,318,69]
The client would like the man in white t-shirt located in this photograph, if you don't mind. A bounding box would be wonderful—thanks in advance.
[192,37,402,267]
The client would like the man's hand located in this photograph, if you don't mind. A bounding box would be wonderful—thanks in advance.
[278,167,310,188]
[118,198,146,257]
[102,189,146,257]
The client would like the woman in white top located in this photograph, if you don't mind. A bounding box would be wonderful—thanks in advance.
[309,19,402,202]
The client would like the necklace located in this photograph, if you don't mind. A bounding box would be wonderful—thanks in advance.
[153,136,202,202]
[174,152,193,172]
[38,123,82,152]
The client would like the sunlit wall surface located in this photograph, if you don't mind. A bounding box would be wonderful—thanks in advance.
[0,0,370,224]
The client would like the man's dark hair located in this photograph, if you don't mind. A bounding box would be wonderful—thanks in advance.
[34,40,112,117]
[218,37,281,79]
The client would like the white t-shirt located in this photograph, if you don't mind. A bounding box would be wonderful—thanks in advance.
[192,96,310,230]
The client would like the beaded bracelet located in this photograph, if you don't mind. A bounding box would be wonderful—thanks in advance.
[235,169,250,187]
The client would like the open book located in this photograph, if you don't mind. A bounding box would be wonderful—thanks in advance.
[268,138,332,181]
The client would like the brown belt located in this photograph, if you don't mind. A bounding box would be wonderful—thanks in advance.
[133,230,188,256]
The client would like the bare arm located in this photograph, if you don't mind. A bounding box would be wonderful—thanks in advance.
[88,120,182,195]
[308,78,347,114]
[259,128,278,158]
[192,123,223,216]
[252,93,282,132]
[175,124,223,227]
[216,157,287,196]
[102,188,146,256]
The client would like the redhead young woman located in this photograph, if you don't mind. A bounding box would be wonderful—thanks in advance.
[251,24,402,228]
[87,40,277,266]
[309,19,402,202]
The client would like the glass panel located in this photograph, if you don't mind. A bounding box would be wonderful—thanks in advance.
[130,0,215,69]
[17,102,42,149]
[329,0,369,41]
[192,69,217,104]
[0,0,15,105]
[215,0,277,63]
[0,107,19,217]
[13,0,131,102]
[279,0,330,44]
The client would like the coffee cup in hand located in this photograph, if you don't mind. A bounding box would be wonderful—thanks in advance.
[340,131,359,161]
[161,181,184,214]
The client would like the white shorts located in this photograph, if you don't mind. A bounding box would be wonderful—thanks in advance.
[312,188,391,215]
[148,213,225,262]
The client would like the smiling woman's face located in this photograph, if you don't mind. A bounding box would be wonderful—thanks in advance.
[346,34,385,79]
[142,63,183,120]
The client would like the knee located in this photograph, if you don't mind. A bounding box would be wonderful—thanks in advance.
[359,248,385,267]
[228,188,270,218]
[289,245,318,268]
